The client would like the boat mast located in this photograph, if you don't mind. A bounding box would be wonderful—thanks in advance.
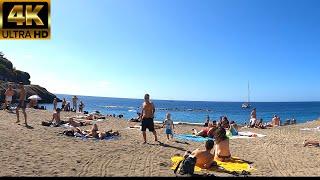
[248,81,250,104]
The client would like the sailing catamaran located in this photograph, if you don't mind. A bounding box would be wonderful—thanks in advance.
[242,82,251,109]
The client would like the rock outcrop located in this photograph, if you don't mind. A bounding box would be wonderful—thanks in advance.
[0,83,59,103]
[0,52,59,103]
[0,52,31,85]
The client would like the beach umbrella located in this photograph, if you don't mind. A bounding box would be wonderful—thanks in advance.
[28,95,42,100]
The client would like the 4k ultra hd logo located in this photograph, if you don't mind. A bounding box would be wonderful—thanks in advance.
[0,0,50,40]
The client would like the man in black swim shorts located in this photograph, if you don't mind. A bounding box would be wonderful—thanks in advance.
[140,94,158,144]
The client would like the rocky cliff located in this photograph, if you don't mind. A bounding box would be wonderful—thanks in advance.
[0,52,31,84]
[0,83,58,103]
[0,52,59,103]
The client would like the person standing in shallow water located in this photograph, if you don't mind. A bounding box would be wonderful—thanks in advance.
[72,96,78,112]
[61,98,66,110]
[140,94,158,144]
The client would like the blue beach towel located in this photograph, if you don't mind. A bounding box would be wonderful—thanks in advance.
[174,134,214,142]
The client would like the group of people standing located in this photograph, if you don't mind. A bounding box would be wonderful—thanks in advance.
[53,95,85,113]
[2,82,28,127]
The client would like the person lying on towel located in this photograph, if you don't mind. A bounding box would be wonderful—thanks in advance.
[68,118,91,127]
[192,123,216,138]
[304,140,320,147]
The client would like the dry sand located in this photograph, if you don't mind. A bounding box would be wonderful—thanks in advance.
[0,109,320,177]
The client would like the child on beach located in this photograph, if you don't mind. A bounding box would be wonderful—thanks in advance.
[163,113,174,140]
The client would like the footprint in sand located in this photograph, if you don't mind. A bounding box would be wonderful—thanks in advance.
[159,162,169,167]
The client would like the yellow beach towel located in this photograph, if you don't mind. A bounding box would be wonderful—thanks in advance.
[171,156,255,173]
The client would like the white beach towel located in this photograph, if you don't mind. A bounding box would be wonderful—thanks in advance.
[61,124,74,129]
[301,127,320,131]
[229,131,267,139]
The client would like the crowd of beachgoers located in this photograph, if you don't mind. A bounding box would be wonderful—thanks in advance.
[2,82,320,177]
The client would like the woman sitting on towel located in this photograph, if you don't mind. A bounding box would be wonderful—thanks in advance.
[51,108,62,126]
[265,115,281,128]
[42,108,67,127]
[229,121,239,136]
[254,119,267,129]
[84,124,100,138]
[214,127,231,162]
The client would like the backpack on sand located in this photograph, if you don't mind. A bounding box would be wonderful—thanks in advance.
[174,156,197,176]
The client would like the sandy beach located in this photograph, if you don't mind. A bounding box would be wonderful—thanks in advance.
[0,109,320,177]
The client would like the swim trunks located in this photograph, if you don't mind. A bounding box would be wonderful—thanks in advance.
[165,128,172,135]
[17,100,26,109]
[141,118,155,132]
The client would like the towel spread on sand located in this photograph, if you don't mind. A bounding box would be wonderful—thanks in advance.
[173,134,214,142]
[173,132,266,142]
[61,124,74,129]
[74,134,120,141]
[171,156,255,173]
[229,132,267,139]
[301,127,320,131]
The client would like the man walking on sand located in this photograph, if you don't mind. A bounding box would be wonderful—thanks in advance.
[16,82,28,126]
[141,94,158,144]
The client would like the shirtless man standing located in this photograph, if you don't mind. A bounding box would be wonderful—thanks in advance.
[4,84,14,109]
[16,82,28,126]
[191,140,217,169]
[140,94,158,144]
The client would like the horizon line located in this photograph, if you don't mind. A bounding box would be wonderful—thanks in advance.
[54,93,320,103]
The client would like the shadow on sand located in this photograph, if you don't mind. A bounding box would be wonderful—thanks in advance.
[147,141,187,151]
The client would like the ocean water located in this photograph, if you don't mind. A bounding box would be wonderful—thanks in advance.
[42,94,320,125]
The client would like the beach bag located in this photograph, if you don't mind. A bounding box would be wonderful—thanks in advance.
[63,130,74,137]
[174,156,197,176]
[41,121,51,127]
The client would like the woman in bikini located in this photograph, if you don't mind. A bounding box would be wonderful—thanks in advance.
[84,124,100,138]
[214,127,232,162]
[68,118,91,127]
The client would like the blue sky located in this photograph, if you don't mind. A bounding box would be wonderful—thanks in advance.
[1,0,320,101]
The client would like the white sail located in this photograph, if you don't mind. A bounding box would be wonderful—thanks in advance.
[242,81,251,108]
